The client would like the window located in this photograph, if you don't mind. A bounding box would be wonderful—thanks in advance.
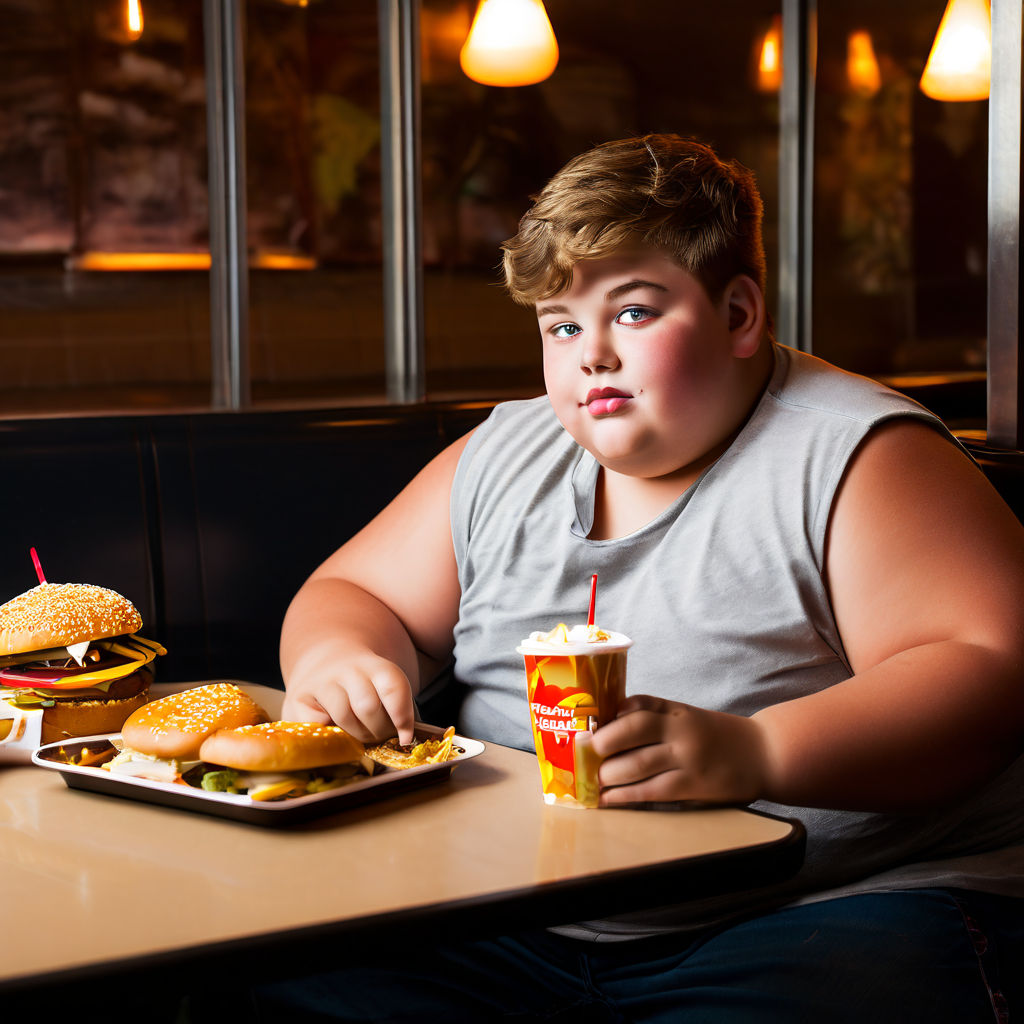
[0,0,1013,434]
[0,0,210,414]
[810,0,988,389]
[418,0,781,399]
[246,0,386,404]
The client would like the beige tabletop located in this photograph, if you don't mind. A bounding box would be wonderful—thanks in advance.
[0,683,803,996]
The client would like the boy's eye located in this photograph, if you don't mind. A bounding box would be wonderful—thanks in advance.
[550,322,582,339]
[615,306,655,325]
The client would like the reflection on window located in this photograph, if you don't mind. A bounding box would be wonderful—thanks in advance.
[811,0,987,397]
[419,0,782,399]
[0,0,210,415]
[244,0,385,404]
[0,1,995,420]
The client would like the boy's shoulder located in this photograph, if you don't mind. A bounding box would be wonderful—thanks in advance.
[469,394,565,447]
[768,345,936,427]
[451,395,579,532]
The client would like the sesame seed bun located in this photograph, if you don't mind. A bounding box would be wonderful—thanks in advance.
[0,582,143,657]
[121,682,269,760]
[199,721,366,773]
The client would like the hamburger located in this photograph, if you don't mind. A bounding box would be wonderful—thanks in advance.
[196,721,376,801]
[105,681,269,783]
[0,582,166,744]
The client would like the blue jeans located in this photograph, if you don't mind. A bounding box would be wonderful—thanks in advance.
[243,889,1022,1023]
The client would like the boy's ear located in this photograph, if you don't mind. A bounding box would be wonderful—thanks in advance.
[724,275,766,358]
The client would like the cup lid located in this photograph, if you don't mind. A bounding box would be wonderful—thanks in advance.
[517,628,632,656]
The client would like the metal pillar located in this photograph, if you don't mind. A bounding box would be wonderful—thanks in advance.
[778,0,816,353]
[378,0,425,404]
[204,0,250,410]
[987,0,1024,449]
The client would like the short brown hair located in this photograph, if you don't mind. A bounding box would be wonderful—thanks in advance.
[501,134,767,306]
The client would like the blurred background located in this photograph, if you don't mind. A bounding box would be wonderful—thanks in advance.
[0,0,993,422]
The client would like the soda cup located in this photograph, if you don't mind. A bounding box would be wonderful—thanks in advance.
[517,623,632,808]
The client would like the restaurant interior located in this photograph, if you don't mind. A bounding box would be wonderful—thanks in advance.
[2,0,1024,1016]
[0,0,1020,690]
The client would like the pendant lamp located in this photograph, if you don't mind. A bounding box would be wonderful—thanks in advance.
[847,30,881,95]
[756,16,782,93]
[125,0,143,41]
[459,0,559,88]
[919,0,991,101]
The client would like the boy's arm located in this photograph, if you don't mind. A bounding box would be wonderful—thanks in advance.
[756,418,1024,808]
[596,419,1024,810]
[279,433,471,745]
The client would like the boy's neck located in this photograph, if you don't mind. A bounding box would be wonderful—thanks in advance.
[590,448,724,541]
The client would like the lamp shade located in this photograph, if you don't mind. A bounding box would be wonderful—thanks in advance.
[459,0,559,88]
[756,17,782,93]
[126,0,143,41]
[920,0,991,101]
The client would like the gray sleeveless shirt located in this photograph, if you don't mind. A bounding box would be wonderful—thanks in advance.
[450,344,1024,938]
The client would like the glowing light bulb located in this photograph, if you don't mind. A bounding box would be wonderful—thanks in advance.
[756,16,782,93]
[920,0,991,101]
[847,30,881,95]
[126,0,143,41]
[459,0,559,88]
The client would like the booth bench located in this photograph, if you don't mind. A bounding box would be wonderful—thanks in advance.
[1,397,1019,692]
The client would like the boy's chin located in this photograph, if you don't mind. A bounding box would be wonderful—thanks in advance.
[585,437,713,482]
[584,444,670,479]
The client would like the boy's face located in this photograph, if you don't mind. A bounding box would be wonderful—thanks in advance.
[536,246,764,481]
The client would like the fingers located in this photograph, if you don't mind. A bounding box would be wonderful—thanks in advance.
[284,655,417,745]
[281,691,331,725]
[344,662,417,745]
[590,696,765,806]
[600,769,693,807]
[589,694,670,759]
[589,700,685,804]
[597,732,671,788]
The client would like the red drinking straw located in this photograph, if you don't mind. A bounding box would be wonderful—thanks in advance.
[30,547,46,584]
[587,573,598,626]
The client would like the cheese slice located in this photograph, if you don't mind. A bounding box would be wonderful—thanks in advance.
[104,748,199,783]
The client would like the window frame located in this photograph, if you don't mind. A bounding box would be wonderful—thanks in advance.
[204,0,1022,449]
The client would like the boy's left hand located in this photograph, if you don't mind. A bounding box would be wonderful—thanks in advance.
[591,694,766,806]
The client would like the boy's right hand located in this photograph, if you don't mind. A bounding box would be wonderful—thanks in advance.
[281,649,417,746]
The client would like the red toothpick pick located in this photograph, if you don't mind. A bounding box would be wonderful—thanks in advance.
[587,573,598,627]
[30,547,46,584]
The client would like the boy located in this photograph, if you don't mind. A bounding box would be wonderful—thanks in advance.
[274,135,1024,1021]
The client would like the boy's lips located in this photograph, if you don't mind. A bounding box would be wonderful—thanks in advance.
[583,387,633,416]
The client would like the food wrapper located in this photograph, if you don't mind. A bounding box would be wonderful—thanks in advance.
[0,698,44,764]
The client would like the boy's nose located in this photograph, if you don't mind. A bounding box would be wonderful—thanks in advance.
[579,331,620,373]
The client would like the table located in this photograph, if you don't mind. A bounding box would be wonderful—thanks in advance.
[0,683,804,1011]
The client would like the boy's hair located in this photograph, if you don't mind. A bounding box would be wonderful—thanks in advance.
[501,134,767,307]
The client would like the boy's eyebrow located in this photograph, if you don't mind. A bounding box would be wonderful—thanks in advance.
[605,279,669,301]
[536,279,668,318]
[536,302,570,317]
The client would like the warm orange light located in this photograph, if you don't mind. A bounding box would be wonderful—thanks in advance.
[459,0,559,88]
[920,0,991,101]
[125,0,143,42]
[757,17,782,93]
[250,250,317,271]
[69,251,317,272]
[72,252,210,271]
[847,30,881,95]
